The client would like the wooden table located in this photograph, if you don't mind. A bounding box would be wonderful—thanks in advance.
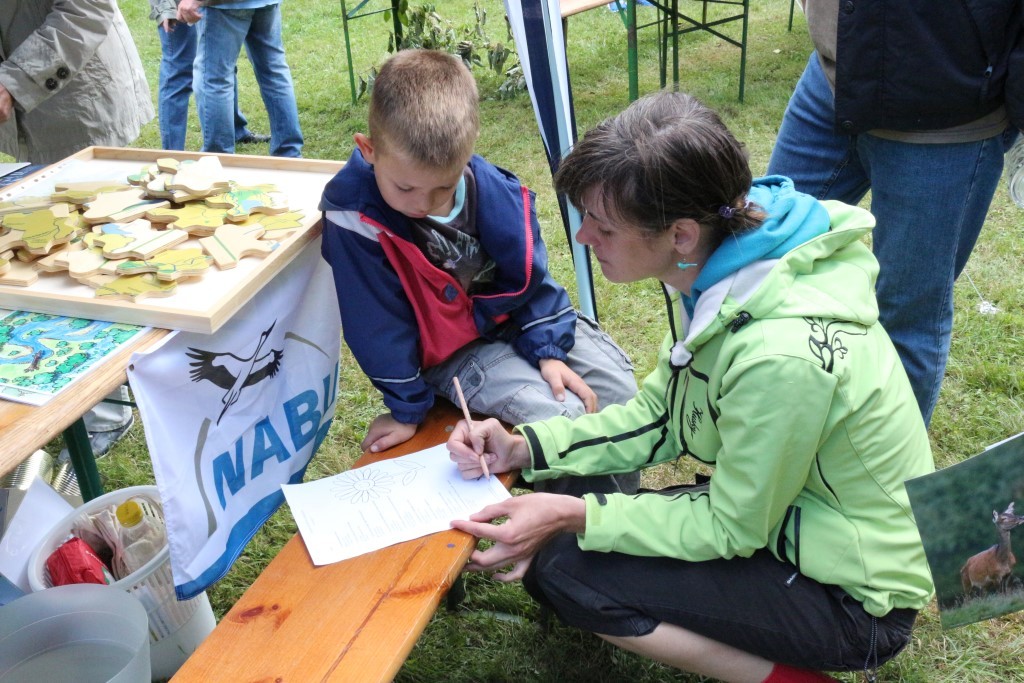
[171,402,516,683]
[0,147,342,493]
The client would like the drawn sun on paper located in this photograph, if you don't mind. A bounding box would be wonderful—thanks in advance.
[331,461,425,504]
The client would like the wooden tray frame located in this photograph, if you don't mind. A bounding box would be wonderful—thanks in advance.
[0,147,343,334]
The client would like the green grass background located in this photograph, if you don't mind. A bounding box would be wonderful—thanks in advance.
[38,0,1024,680]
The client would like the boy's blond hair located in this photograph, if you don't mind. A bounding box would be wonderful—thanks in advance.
[368,49,479,168]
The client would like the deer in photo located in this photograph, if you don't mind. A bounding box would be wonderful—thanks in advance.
[960,502,1024,597]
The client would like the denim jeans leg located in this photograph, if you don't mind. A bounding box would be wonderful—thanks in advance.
[233,73,252,141]
[856,134,1004,423]
[767,53,870,204]
[158,23,196,150]
[243,4,303,157]
[768,53,1006,424]
[195,8,251,154]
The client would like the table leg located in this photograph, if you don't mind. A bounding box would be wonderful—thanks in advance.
[627,0,638,101]
[390,0,403,46]
[64,418,104,502]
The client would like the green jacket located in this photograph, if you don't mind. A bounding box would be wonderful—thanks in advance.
[519,200,935,617]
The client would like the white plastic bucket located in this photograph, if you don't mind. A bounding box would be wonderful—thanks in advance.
[0,583,150,682]
[26,486,216,681]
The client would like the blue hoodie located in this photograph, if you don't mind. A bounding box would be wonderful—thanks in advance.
[682,176,830,318]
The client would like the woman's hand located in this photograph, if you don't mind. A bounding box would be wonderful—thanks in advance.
[361,412,417,453]
[451,493,586,581]
[539,358,598,413]
[447,417,530,479]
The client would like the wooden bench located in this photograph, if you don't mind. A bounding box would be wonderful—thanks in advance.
[171,402,515,682]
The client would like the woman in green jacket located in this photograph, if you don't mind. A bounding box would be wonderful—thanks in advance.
[448,91,935,683]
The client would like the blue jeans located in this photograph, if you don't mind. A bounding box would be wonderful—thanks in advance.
[767,54,1005,425]
[157,22,252,150]
[193,4,303,157]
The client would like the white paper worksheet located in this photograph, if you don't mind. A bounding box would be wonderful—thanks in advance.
[283,444,511,566]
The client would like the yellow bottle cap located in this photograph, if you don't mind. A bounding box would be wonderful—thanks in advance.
[116,500,143,527]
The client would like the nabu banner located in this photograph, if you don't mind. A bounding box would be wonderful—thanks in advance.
[128,240,340,599]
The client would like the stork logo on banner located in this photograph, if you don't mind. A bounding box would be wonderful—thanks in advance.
[186,321,284,424]
[127,240,341,600]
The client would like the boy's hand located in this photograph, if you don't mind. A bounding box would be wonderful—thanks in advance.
[539,358,598,413]
[362,412,417,453]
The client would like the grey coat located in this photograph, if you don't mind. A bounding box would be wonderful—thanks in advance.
[0,0,153,163]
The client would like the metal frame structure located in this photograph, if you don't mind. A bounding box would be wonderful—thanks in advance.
[340,0,404,104]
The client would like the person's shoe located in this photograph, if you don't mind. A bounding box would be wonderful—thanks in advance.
[236,132,271,144]
[58,414,135,460]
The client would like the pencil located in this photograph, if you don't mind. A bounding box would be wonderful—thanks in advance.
[452,376,490,478]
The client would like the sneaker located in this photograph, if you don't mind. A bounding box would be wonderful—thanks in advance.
[58,414,135,460]
[236,132,271,144]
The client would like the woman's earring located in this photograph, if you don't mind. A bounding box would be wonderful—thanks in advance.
[677,261,697,270]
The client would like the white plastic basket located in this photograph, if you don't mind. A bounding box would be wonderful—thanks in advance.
[26,485,216,680]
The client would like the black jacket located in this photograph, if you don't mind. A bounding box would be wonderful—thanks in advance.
[834,0,1024,134]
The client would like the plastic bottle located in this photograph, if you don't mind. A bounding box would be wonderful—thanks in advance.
[114,497,167,578]
[1006,133,1024,209]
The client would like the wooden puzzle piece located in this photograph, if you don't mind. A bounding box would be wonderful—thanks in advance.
[142,173,194,202]
[236,210,305,239]
[51,181,133,205]
[35,237,87,273]
[0,250,10,276]
[199,223,277,269]
[204,185,289,221]
[0,203,81,254]
[15,248,43,263]
[127,164,160,187]
[80,272,178,301]
[167,156,231,197]
[145,203,230,235]
[66,235,119,279]
[0,257,39,286]
[82,188,170,225]
[90,219,189,259]
[156,157,181,174]
[113,247,214,281]
[0,196,53,217]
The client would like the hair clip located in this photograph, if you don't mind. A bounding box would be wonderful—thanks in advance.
[718,205,736,219]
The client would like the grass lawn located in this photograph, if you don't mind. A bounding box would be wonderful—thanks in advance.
[32,0,1024,680]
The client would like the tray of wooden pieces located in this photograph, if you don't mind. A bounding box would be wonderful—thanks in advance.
[0,147,343,334]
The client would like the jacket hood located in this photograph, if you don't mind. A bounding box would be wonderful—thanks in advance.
[670,198,879,366]
[684,176,829,314]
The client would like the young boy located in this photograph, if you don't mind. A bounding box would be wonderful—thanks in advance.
[319,49,637,494]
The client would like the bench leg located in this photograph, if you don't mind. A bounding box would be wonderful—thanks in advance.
[445,573,466,611]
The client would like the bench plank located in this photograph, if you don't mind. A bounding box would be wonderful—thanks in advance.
[172,402,514,683]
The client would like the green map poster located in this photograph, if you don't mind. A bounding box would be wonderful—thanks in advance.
[0,309,147,406]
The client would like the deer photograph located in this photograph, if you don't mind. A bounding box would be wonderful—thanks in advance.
[905,431,1024,628]
[960,502,1024,598]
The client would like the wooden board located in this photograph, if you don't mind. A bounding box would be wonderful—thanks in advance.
[171,402,517,683]
[0,147,343,334]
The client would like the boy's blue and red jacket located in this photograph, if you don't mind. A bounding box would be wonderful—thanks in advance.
[319,149,577,425]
